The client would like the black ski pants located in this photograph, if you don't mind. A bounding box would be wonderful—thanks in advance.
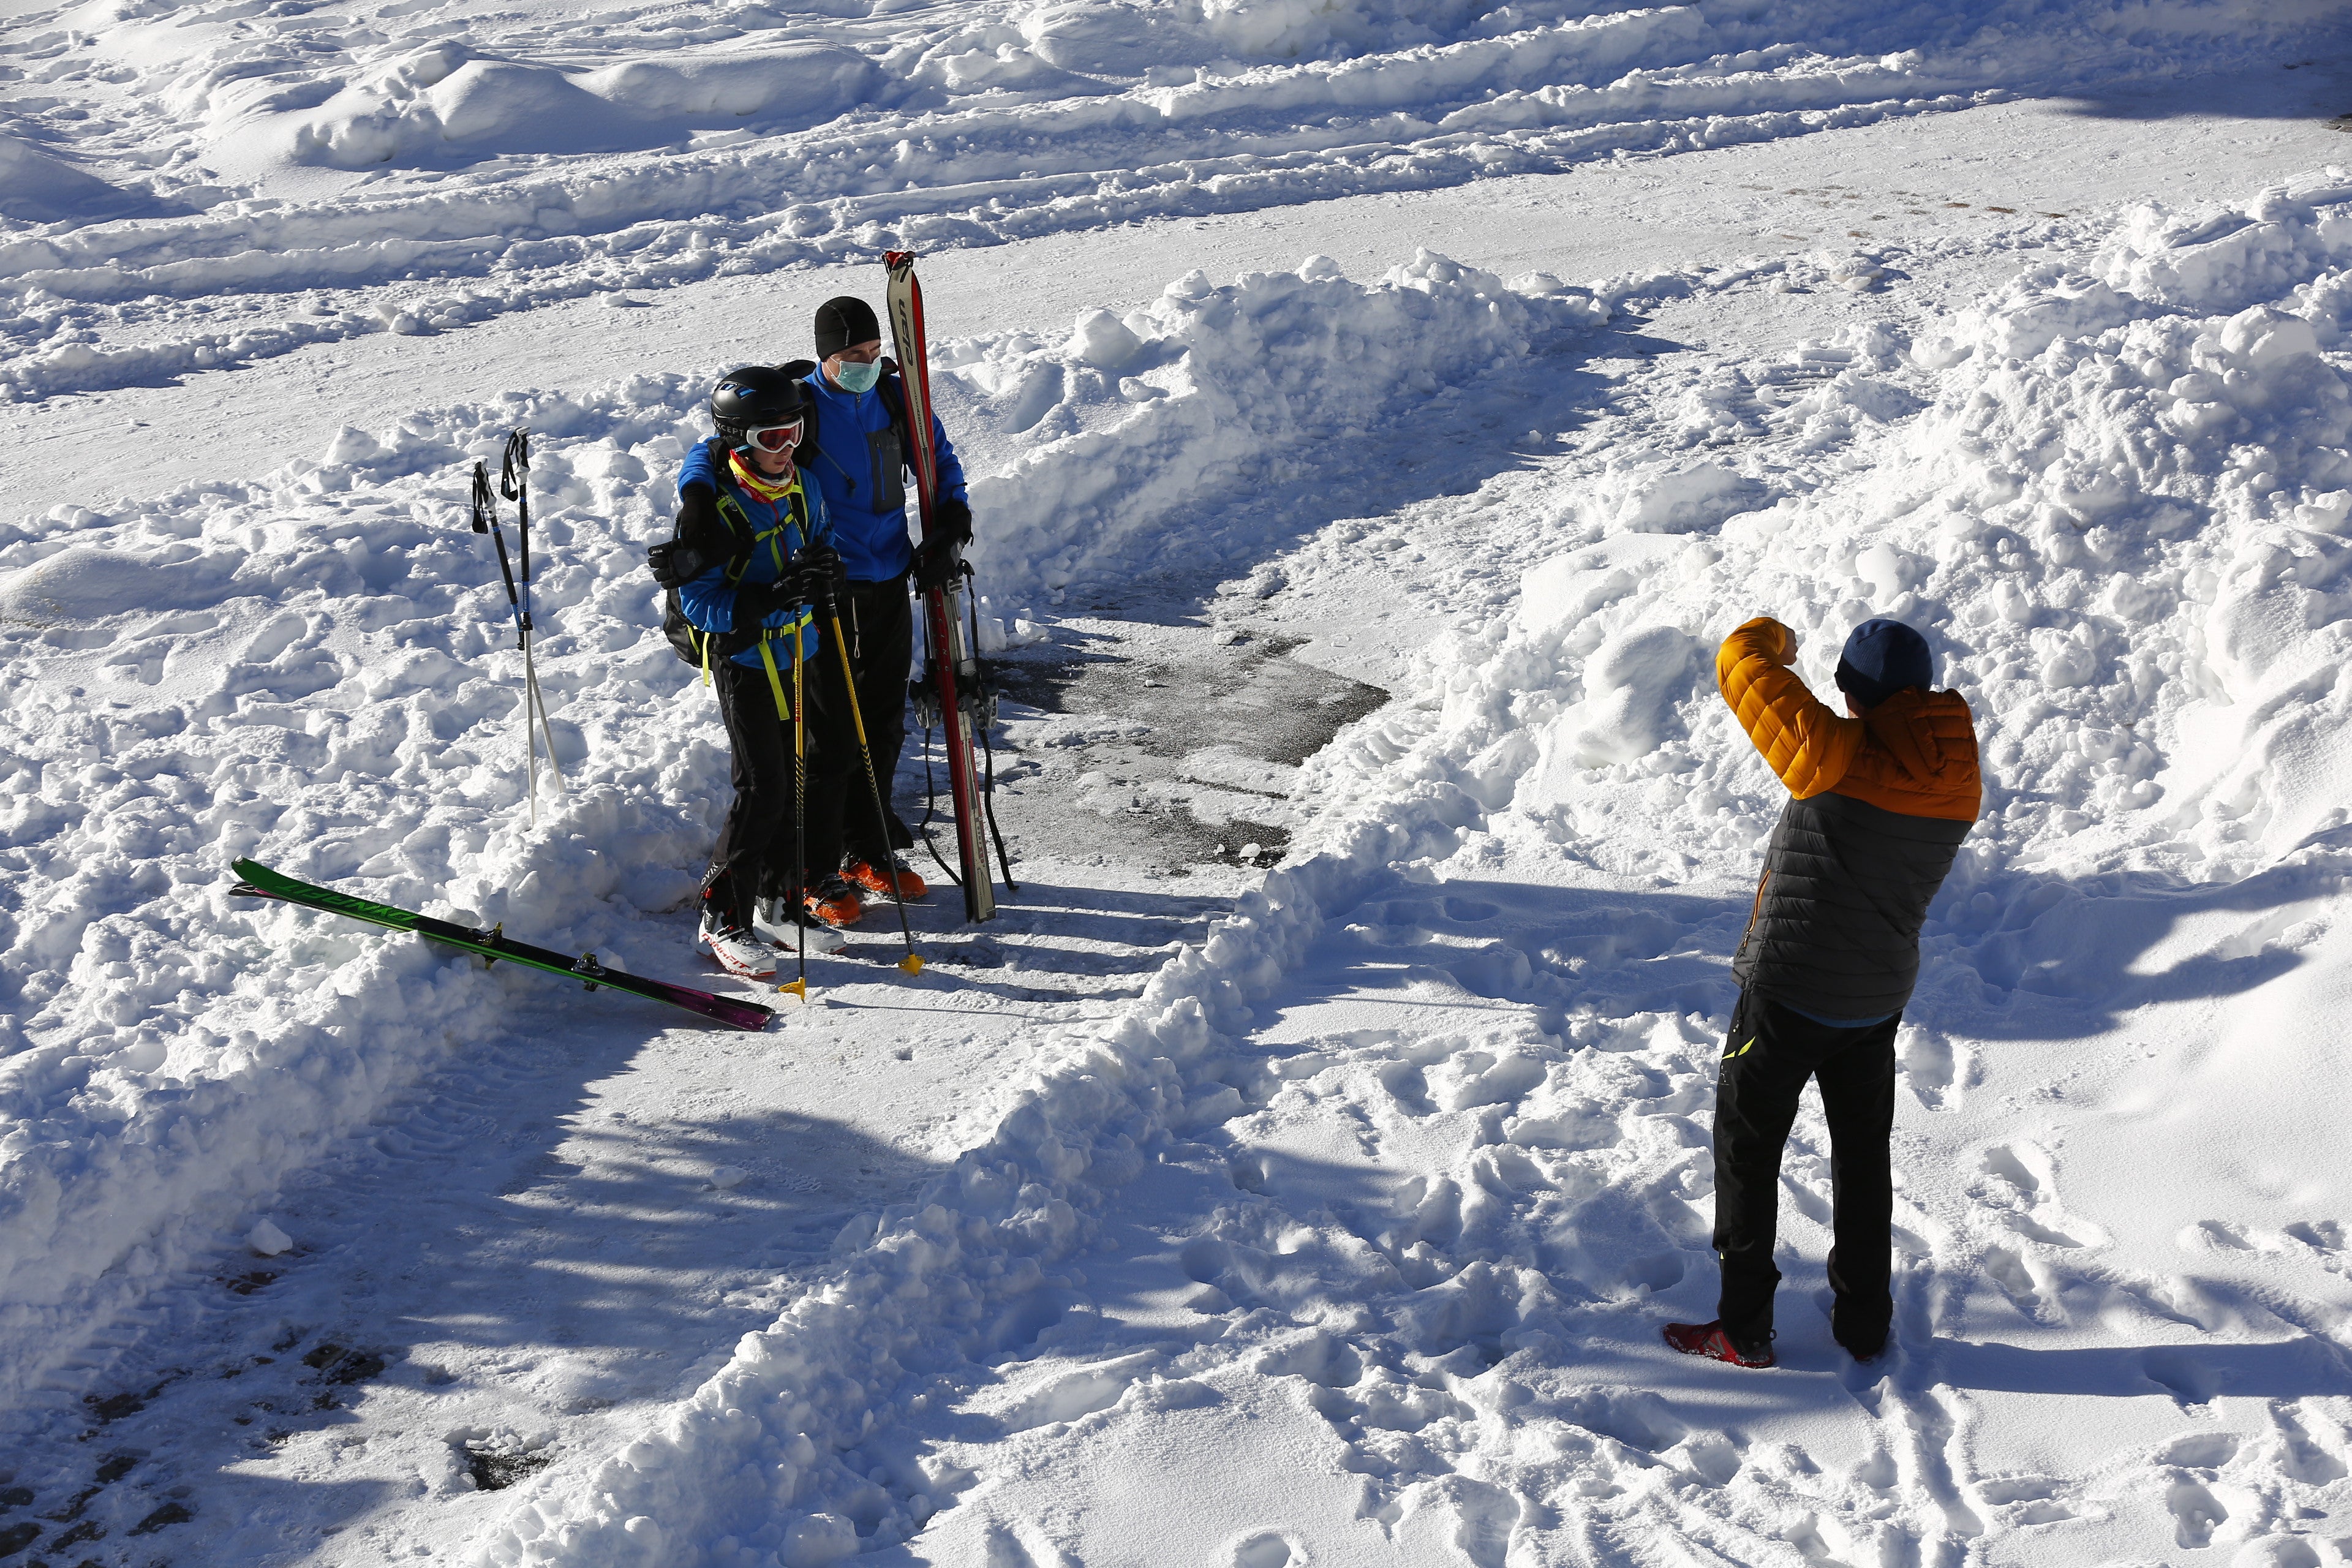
[701,652,848,928]
[806,575,915,869]
[1711,988,1899,1351]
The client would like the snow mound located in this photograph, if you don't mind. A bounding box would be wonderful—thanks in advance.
[963,250,1605,603]
[274,45,887,170]
[1427,169,2352,882]
[0,544,238,624]
[0,135,151,225]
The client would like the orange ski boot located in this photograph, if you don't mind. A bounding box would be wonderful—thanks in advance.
[843,854,927,901]
[804,872,864,929]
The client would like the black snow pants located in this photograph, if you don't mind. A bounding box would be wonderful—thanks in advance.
[805,575,916,870]
[701,654,848,929]
[1711,988,1899,1354]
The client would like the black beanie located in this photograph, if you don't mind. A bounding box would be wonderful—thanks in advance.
[814,296,881,358]
[1834,618,1934,710]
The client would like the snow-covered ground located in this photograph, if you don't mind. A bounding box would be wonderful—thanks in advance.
[7,1,2352,1565]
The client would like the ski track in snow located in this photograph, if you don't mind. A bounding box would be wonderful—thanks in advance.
[0,0,2345,400]
[7,1,2352,1566]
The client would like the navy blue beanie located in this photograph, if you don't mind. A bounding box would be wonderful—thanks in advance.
[1834,619,1933,710]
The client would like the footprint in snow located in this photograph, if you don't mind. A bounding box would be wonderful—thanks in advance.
[2165,1476,2230,1547]
[1973,1140,2105,1248]
[1232,1534,1302,1568]
[2283,1220,2342,1251]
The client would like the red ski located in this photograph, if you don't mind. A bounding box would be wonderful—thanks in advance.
[884,250,1001,922]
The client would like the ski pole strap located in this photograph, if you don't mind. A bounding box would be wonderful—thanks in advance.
[470,457,524,643]
[700,629,713,688]
[913,720,962,890]
[500,429,533,628]
[499,429,529,505]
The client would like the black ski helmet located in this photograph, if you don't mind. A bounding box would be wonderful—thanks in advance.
[710,366,812,451]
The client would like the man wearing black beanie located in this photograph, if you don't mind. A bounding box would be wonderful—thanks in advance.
[1666,614,1981,1370]
[791,294,974,916]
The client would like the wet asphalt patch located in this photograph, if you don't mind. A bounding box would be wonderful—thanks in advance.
[984,616,1387,876]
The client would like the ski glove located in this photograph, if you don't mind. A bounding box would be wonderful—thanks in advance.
[649,537,712,589]
[792,543,845,598]
[649,486,723,588]
[732,577,802,627]
[933,495,974,545]
[910,533,962,592]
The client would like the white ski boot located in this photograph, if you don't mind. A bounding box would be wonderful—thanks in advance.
[700,913,780,978]
[756,895,848,955]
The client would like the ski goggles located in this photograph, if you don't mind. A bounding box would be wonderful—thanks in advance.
[745,419,804,453]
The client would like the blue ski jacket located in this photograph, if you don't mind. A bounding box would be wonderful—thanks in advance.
[798,368,968,584]
[674,437,830,673]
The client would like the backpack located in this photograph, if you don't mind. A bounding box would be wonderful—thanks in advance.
[658,480,814,669]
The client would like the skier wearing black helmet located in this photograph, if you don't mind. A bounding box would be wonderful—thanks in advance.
[654,365,849,978]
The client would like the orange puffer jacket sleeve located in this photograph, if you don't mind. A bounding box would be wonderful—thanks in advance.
[1718,616,1983,822]
[1717,617,1863,798]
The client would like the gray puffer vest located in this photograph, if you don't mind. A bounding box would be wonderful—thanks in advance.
[1732,791,1972,1022]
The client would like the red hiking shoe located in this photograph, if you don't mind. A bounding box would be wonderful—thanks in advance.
[843,854,926,901]
[1664,1321,1775,1368]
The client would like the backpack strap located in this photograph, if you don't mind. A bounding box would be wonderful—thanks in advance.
[878,369,911,448]
[712,489,760,584]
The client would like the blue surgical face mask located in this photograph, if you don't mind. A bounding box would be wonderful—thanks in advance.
[832,359,881,394]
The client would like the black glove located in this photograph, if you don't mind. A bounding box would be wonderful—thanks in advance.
[648,537,709,589]
[933,494,974,545]
[732,576,799,627]
[792,543,843,598]
[910,533,962,592]
[648,486,723,588]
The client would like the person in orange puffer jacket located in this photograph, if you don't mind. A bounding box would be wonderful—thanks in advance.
[1665,616,1981,1370]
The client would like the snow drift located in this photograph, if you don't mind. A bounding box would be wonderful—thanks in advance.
[273,43,888,170]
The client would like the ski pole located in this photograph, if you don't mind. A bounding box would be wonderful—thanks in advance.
[821,583,922,974]
[472,459,546,827]
[494,437,538,819]
[501,429,535,636]
[499,429,566,811]
[780,609,809,1003]
[471,461,524,643]
[906,608,961,889]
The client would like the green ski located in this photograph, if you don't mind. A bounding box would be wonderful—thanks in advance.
[228,859,774,1031]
